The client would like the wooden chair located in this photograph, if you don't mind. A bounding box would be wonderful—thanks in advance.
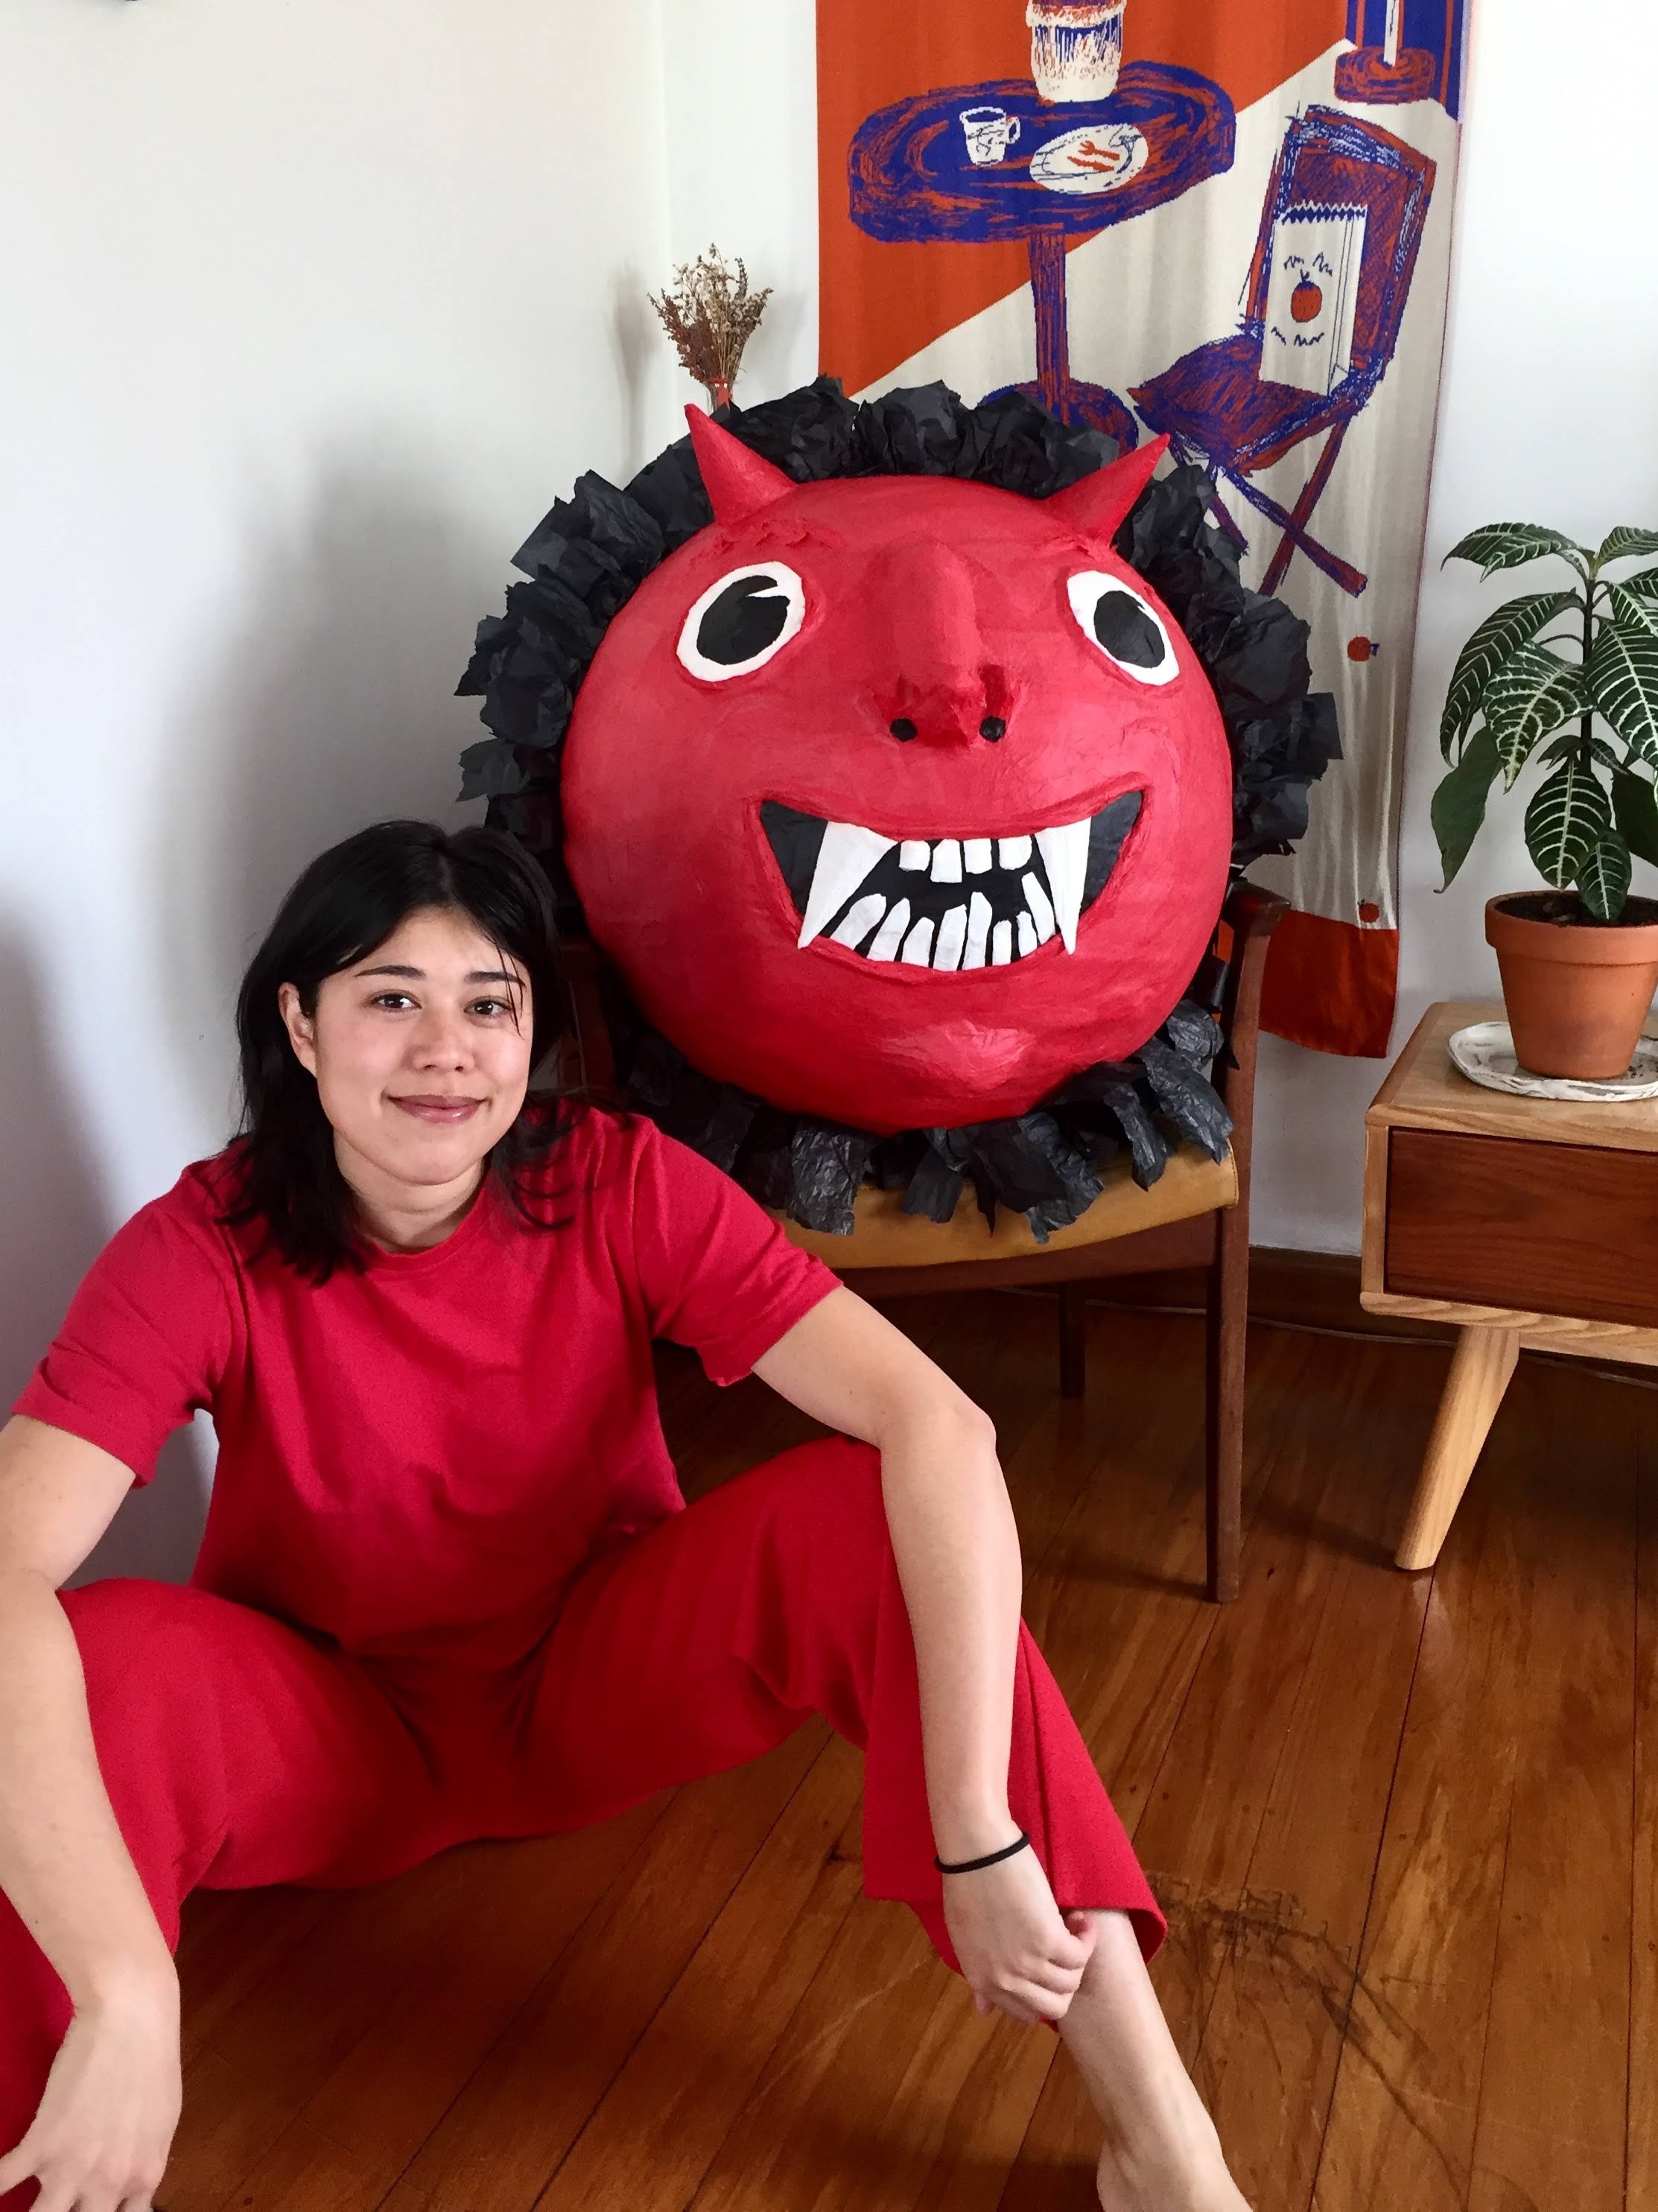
[558,880,1287,1601]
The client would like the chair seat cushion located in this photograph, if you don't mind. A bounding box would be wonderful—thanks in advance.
[773,1143,1237,1270]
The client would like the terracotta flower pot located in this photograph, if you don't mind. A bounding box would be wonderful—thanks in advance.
[1485,891,1658,1078]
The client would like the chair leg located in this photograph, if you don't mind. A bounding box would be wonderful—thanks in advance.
[1204,1207,1248,1602]
[1262,419,1356,596]
[1058,1283,1087,1398]
[1215,448,1368,598]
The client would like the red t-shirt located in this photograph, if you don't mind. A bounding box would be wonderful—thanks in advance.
[12,1106,842,1669]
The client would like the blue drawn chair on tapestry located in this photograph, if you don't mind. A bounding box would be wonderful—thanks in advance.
[1130,104,1435,599]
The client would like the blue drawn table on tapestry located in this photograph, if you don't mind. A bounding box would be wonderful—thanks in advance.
[848,64,1235,448]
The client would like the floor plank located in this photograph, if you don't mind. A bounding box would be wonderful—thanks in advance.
[1631,1410,1657,2209]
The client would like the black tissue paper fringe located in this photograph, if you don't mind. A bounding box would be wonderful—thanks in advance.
[600,965,1232,1241]
[458,375,1340,1235]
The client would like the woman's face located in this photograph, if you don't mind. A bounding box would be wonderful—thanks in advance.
[278,905,534,1195]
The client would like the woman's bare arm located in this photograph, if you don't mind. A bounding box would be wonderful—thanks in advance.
[749,1287,1021,1862]
[0,1414,179,2006]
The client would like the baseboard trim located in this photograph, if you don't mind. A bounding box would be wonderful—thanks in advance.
[1023,1247,1448,1345]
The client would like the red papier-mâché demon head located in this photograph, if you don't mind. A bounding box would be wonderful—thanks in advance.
[559,410,1235,1135]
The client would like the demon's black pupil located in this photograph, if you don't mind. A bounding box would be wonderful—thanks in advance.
[1093,588,1166,669]
[698,575,790,665]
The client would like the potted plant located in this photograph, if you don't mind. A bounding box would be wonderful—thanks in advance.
[1433,520,1658,1077]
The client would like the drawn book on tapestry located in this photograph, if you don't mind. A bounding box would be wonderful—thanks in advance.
[1260,203,1367,397]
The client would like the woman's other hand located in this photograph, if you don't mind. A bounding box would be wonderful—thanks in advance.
[942,1846,1099,2026]
[0,1975,182,2212]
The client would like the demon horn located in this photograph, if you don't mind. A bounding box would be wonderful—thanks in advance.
[1047,434,1171,542]
[685,406,796,525]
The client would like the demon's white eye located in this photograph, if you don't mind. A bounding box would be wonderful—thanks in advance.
[1066,571,1178,687]
[677,563,806,681]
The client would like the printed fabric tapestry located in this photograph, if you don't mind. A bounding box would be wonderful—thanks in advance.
[819,0,1470,1056]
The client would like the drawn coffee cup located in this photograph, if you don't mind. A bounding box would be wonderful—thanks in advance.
[959,106,1023,165]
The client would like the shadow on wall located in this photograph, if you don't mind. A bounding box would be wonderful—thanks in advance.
[0,921,212,1584]
[151,437,501,1142]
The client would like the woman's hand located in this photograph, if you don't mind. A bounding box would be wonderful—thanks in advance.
[0,1977,182,2212]
[941,1846,1099,2026]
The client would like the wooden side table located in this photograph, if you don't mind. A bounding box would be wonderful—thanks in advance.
[1363,998,1658,1570]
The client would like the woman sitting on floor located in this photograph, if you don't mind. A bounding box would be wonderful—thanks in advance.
[0,818,1250,2212]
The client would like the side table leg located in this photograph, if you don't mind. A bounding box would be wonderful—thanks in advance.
[1394,1325,1519,1571]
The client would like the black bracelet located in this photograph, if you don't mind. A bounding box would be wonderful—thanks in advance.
[934,1829,1031,1875]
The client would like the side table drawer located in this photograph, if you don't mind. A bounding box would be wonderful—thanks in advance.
[1385,1128,1658,1326]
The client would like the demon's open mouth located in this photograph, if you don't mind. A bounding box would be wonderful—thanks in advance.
[760,792,1143,972]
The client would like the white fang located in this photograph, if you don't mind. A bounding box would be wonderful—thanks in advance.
[1021,871,1057,943]
[1034,819,1091,952]
[829,892,886,950]
[799,823,898,947]
[934,903,968,970]
[868,899,911,961]
[900,915,936,964]
[964,892,993,968]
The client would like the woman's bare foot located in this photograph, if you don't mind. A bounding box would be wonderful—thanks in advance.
[1055,1910,1254,2212]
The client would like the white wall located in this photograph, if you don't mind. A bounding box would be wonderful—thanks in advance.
[1250,0,1658,1249]
[1,0,682,1579]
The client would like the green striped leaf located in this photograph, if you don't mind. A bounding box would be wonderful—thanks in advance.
[1598,527,1658,566]
[1541,731,1619,770]
[1525,760,1611,887]
[1432,724,1502,888]
[1443,524,1586,578]
[1613,768,1658,868]
[1619,565,1658,603]
[1438,591,1578,761]
[1483,643,1587,785]
[1608,582,1658,640]
[1589,623,1658,769]
[1577,833,1633,921]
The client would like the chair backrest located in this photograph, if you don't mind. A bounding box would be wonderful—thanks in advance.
[1242,105,1435,386]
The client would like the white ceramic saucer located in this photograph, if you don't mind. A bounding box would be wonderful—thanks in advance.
[1448,1019,1658,1102]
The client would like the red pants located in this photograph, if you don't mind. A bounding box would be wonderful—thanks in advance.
[0,1438,1163,2194]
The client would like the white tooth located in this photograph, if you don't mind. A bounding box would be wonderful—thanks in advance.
[799,822,898,947]
[900,915,935,965]
[1017,913,1037,958]
[1034,819,1091,953]
[867,898,911,961]
[991,920,1014,965]
[998,835,1031,870]
[1021,871,1057,943]
[933,903,967,970]
[829,892,887,950]
[900,840,931,871]
[964,839,993,874]
[964,891,993,967]
[930,839,962,883]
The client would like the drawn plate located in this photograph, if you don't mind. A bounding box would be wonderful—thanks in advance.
[1029,121,1149,196]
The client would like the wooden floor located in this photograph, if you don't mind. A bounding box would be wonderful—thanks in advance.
[165,1288,1657,2212]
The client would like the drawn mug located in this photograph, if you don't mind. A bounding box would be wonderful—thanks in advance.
[959,105,1022,165]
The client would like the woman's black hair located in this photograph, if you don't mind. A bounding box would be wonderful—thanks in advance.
[223,818,617,1283]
